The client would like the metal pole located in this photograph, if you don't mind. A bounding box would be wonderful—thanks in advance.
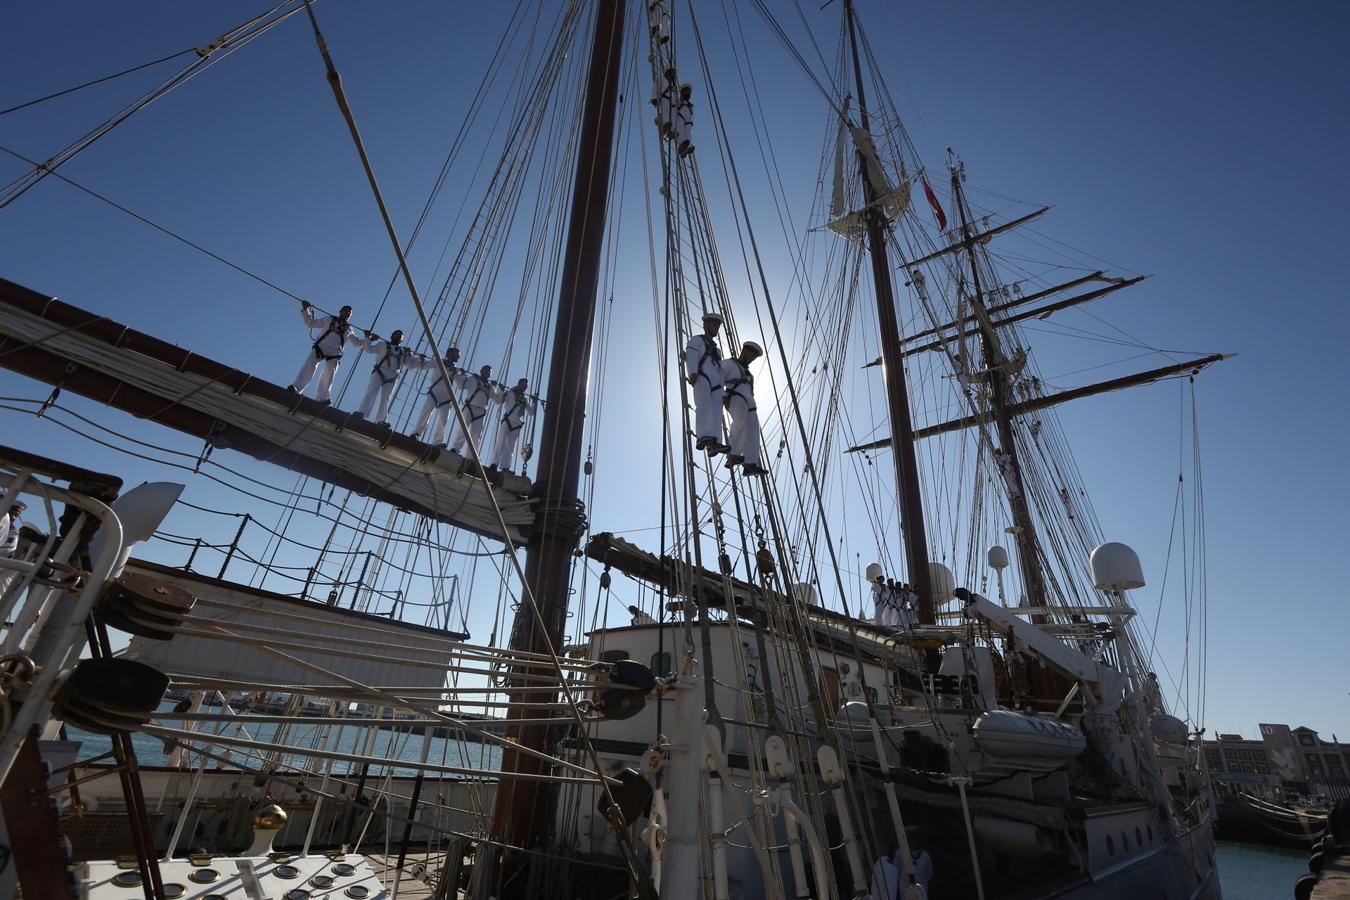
[216,514,249,580]
[490,0,627,848]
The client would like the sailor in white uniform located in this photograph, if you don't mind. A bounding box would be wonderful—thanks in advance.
[867,563,907,630]
[675,83,694,157]
[0,500,26,598]
[350,329,425,426]
[651,68,679,140]
[411,346,462,444]
[720,340,766,476]
[449,364,503,457]
[489,377,535,472]
[289,301,354,403]
[684,312,728,454]
[648,0,671,46]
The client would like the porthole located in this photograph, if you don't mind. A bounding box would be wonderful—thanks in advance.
[332,862,357,877]
[203,895,229,900]
[163,886,186,900]
[270,852,293,863]
[189,868,222,884]
[284,890,311,900]
[112,871,143,888]
[311,874,336,888]
[1121,830,1129,851]
[1106,834,1115,857]
[189,854,213,867]
[346,887,372,899]
[274,864,301,880]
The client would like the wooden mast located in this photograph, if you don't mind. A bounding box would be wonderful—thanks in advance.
[490,0,626,846]
[843,0,935,624]
[950,168,1049,610]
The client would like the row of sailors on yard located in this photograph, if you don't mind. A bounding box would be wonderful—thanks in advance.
[287,301,535,471]
[866,562,919,631]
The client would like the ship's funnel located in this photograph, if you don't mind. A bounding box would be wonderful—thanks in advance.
[1090,542,1145,591]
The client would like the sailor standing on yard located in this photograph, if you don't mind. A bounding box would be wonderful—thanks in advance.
[289,300,354,403]
[350,329,425,426]
[449,364,503,457]
[685,312,728,454]
[489,378,535,472]
[720,340,767,476]
[411,345,462,443]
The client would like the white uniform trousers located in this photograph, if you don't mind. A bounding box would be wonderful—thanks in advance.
[413,395,453,444]
[490,421,525,470]
[692,380,724,444]
[450,407,490,455]
[291,353,341,402]
[356,371,397,423]
[724,391,760,465]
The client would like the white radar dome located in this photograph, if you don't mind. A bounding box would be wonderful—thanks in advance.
[864,562,884,583]
[1090,542,1145,591]
[987,545,1009,571]
[929,562,956,602]
[791,582,819,606]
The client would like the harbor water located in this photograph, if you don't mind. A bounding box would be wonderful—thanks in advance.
[1216,839,1310,899]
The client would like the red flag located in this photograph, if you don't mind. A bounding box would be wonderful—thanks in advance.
[922,178,947,231]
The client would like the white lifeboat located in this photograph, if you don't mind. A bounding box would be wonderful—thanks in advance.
[972,710,1086,776]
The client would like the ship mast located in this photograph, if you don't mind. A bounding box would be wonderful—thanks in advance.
[949,168,1049,609]
[490,0,626,847]
[843,0,935,623]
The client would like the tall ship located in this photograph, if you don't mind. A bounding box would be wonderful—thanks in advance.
[0,1,1227,897]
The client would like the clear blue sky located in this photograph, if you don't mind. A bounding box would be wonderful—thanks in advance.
[1,1,1346,741]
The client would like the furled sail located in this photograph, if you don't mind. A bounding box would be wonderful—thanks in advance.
[826,116,911,237]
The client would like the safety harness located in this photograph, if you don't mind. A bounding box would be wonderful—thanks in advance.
[372,343,407,385]
[427,368,460,407]
[461,376,493,423]
[690,334,723,389]
[312,317,350,361]
[723,359,755,410]
[500,390,530,432]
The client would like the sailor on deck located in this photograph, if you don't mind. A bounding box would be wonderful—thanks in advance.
[675,83,695,157]
[351,329,424,426]
[289,301,353,403]
[721,340,767,476]
[489,378,535,472]
[685,312,728,454]
[449,365,502,457]
[411,346,462,444]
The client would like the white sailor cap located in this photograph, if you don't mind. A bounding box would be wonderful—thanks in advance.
[741,341,763,357]
[701,312,723,325]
